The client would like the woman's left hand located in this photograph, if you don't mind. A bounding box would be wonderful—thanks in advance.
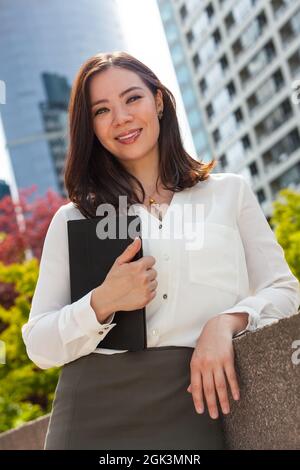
[187,314,246,419]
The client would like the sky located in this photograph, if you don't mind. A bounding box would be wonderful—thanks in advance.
[0,0,195,196]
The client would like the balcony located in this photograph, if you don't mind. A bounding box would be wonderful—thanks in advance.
[271,0,294,19]
[240,41,276,88]
[262,128,300,173]
[255,99,293,144]
[232,11,267,61]
[280,9,300,49]
[288,50,300,79]
[247,69,284,116]
[270,161,300,197]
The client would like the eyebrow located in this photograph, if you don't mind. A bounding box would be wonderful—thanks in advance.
[91,86,144,108]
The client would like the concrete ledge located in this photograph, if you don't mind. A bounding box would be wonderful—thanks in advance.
[223,312,300,449]
[0,312,299,449]
[0,414,50,450]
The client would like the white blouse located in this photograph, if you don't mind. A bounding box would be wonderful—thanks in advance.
[21,173,300,369]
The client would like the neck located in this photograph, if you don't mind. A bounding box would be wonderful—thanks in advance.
[121,150,161,199]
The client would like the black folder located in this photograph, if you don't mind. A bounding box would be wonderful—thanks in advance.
[67,215,147,351]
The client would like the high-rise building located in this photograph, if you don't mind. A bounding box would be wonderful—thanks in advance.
[0,0,126,200]
[158,0,300,216]
[157,0,212,162]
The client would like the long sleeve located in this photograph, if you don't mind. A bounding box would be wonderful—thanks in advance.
[219,175,300,336]
[21,206,117,370]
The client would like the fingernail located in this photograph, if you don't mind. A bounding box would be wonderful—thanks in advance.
[233,392,240,400]
[196,406,204,414]
[211,411,219,419]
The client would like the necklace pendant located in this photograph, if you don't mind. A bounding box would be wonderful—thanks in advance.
[149,197,156,205]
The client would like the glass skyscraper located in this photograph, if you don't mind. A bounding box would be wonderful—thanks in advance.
[0,0,126,200]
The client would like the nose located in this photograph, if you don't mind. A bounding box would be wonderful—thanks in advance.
[112,106,133,127]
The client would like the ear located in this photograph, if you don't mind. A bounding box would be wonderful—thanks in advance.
[155,88,164,114]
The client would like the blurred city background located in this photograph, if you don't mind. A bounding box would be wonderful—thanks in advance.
[0,0,299,435]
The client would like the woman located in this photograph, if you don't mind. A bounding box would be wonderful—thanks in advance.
[22,51,300,450]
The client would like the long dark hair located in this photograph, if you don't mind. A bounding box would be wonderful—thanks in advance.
[64,51,217,218]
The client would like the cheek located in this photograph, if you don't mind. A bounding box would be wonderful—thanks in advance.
[93,122,109,146]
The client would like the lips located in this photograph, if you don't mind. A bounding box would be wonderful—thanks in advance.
[116,128,143,144]
[116,128,142,141]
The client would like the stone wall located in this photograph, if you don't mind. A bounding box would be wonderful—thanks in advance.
[0,311,299,450]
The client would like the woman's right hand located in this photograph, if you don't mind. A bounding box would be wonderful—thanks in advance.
[91,237,157,321]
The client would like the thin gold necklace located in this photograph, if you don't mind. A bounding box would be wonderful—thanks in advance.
[144,190,163,222]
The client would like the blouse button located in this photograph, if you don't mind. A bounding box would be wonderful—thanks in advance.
[99,331,104,335]
[159,223,163,229]
[163,294,168,299]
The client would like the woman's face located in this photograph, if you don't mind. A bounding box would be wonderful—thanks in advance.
[89,66,163,165]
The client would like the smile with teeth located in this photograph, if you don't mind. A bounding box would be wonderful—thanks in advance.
[117,129,142,143]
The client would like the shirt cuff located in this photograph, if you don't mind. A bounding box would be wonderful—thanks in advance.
[219,305,260,337]
[72,290,117,337]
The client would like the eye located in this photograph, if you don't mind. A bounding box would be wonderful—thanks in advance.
[127,95,141,103]
[94,95,142,116]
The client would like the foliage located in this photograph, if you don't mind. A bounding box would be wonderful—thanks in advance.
[0,185,67,264]
[0,259,61,432]
[270,188,300,282]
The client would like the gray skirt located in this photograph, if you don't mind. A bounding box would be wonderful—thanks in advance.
[44,346,225,450]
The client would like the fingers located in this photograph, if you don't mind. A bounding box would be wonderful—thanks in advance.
[224,361,240,401]
[188,364,240,419]
[202,370,219,419]
[149,279,158,292]
[213,368,230,415]
[141,255,156,270]
[190,370,204,415]
[146,268,157,281]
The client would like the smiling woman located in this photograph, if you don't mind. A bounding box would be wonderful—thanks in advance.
[22,51,300,451]
[64,51,216,219]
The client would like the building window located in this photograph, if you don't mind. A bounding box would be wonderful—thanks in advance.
[246,69,284,115]
[206,103,214,120]
[234,107,244,124]
[250,161,259,176]
[262,128,300,171]
[242,134,251,149]
[179,4,188,21]
[255,98,293,142]
[225,12,235,31]
[186,30,194,44]
[199,78,207,95]
[232,11,267,59]
[256,188,266,203]
[213,28,221,45]
[239,40,276,86]
[270,162,300,196]
[192,52,200,69]
[219,154,227,169]
[271,0,294,19]
[288,49,300,79]
[227,80,236,98]
[220,54,229,71]
[206,3,214,19]
[213,128,220,144]
[279,7,300,48]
